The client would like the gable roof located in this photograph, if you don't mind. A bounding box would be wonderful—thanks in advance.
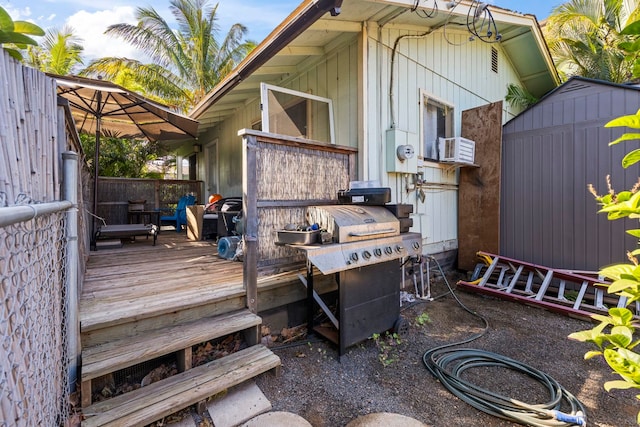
[190,0,559,135]
[504,76,640,125]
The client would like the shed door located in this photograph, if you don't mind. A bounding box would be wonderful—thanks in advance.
[458,102,503,271]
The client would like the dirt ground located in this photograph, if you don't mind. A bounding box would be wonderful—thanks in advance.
[255,271,639,427]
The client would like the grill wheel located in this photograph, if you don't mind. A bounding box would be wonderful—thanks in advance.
[393,316,410,337]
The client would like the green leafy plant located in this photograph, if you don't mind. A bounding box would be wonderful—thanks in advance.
[569,108,640,424]
[415,312,431,327]
[371,332,402,367]
[0,6,44,61]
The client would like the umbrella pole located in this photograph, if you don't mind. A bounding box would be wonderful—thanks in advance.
[92,94,102,247]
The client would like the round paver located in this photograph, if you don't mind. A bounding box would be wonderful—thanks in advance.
[346,412,425,427]
[241,411,313,427]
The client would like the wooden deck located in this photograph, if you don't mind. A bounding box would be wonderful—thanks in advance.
[81,233,245,339]
[79,230,336,423]
[81,231,335,339]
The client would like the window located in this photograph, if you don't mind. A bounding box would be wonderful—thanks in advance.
[421,93,454,161]
[260,83,335,144]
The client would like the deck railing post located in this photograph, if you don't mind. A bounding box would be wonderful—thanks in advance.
[62,151,80,393]
[242,134,258,313]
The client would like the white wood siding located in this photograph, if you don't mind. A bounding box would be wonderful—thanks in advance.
[367,25,522,252]
[200,23,528,256]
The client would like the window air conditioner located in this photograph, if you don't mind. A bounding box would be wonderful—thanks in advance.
[438,137,475,164]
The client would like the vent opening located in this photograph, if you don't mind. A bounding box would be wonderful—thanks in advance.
[491,47,498,73]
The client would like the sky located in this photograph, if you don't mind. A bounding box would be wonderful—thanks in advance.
[3,0,561,62]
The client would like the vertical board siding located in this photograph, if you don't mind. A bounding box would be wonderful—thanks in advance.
[376,26,521,251]
[205,24,536,259]
[207,38,359,198]
[502,80,640,270]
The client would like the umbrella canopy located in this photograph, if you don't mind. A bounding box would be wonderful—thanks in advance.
[48,73,199,239]
[49,73,198,141]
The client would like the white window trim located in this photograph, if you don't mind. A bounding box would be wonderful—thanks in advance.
[419,89,455,163]
[260,82,336,144]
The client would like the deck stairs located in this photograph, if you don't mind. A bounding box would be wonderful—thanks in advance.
[79,243,282,426]
[457,251,640,320]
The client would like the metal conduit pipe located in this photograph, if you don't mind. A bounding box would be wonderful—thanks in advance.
[0,201,73,227]
[62,151,80,394]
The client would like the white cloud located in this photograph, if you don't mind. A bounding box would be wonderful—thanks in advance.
[65,7,143,62]
[2,4,32,19]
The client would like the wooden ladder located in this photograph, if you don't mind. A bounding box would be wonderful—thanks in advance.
[457,251,640,320]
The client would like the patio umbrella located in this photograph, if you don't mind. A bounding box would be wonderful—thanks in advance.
[48,73,199,234]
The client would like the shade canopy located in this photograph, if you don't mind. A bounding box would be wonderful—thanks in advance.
[49,73,199,141]
[48,73,199,243]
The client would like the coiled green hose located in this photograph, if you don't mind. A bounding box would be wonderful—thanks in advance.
[421,257,587,427]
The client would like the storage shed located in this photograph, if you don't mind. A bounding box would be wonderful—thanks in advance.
[501,76,640,271]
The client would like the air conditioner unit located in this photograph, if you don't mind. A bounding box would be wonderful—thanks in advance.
[438,137,475,164]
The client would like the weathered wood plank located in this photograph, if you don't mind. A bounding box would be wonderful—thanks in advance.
[81,296,247,348]
[82,345,280,427]
[81,284,247,332]
[82,310,262,381]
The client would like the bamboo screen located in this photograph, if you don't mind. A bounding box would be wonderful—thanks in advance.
[0,50,78,426]
[243,132,356,272]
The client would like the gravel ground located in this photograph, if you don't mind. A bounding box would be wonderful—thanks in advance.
[255,271,638,427]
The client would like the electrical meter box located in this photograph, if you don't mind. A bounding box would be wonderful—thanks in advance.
[386,129,418,173]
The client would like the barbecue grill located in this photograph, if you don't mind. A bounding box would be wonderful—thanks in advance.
[296,204,422,358]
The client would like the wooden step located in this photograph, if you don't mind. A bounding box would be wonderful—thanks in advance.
[81,345,281,427]
[81,309,261,407]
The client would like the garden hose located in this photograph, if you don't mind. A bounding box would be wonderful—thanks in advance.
[422,257,587,427]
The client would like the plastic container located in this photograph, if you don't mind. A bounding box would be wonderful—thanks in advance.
[337,187,391,205]
[276,230,320,245]
[218,236,241,259]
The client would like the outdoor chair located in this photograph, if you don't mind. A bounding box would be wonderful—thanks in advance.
[160,194,196,232]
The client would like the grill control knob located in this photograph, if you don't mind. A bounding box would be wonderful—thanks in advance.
[385,246,393,255]
[412,241,420,250]
[374,248,382,257]
[395,245,403,253]
[350,252,359,262]
[362,250,371,260]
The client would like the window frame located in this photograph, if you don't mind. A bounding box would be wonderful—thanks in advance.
[419,89,455,163]
[260,82,335,144]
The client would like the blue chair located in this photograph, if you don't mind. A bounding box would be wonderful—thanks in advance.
[160,195,196,232]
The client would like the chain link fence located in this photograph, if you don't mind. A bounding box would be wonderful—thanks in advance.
[0,207,70,426]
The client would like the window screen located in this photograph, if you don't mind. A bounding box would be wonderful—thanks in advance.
[260,83,335,144]
[422,97,453,161]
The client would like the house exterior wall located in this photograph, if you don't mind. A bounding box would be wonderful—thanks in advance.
[198,37,360,198]
[502,79,640,270]
[199,22,539,258]
[366,24,523,254]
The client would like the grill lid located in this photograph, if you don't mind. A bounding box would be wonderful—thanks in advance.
[306,205,399,243]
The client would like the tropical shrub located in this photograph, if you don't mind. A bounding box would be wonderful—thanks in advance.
[569,109,640,424]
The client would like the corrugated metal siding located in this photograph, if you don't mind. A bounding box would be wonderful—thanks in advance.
[502,80,640,270]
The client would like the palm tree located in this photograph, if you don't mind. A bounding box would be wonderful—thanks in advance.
[24,26,84,75]
[544,0,640,83]
[81,0,256,113]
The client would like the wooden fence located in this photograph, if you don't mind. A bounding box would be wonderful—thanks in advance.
[240,129,357,311]
[97,177,203,225]
[0,49,88,426]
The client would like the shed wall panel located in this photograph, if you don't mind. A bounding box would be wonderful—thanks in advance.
[502,79,640,270]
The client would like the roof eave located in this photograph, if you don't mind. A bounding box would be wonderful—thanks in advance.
[190,0,343,119]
